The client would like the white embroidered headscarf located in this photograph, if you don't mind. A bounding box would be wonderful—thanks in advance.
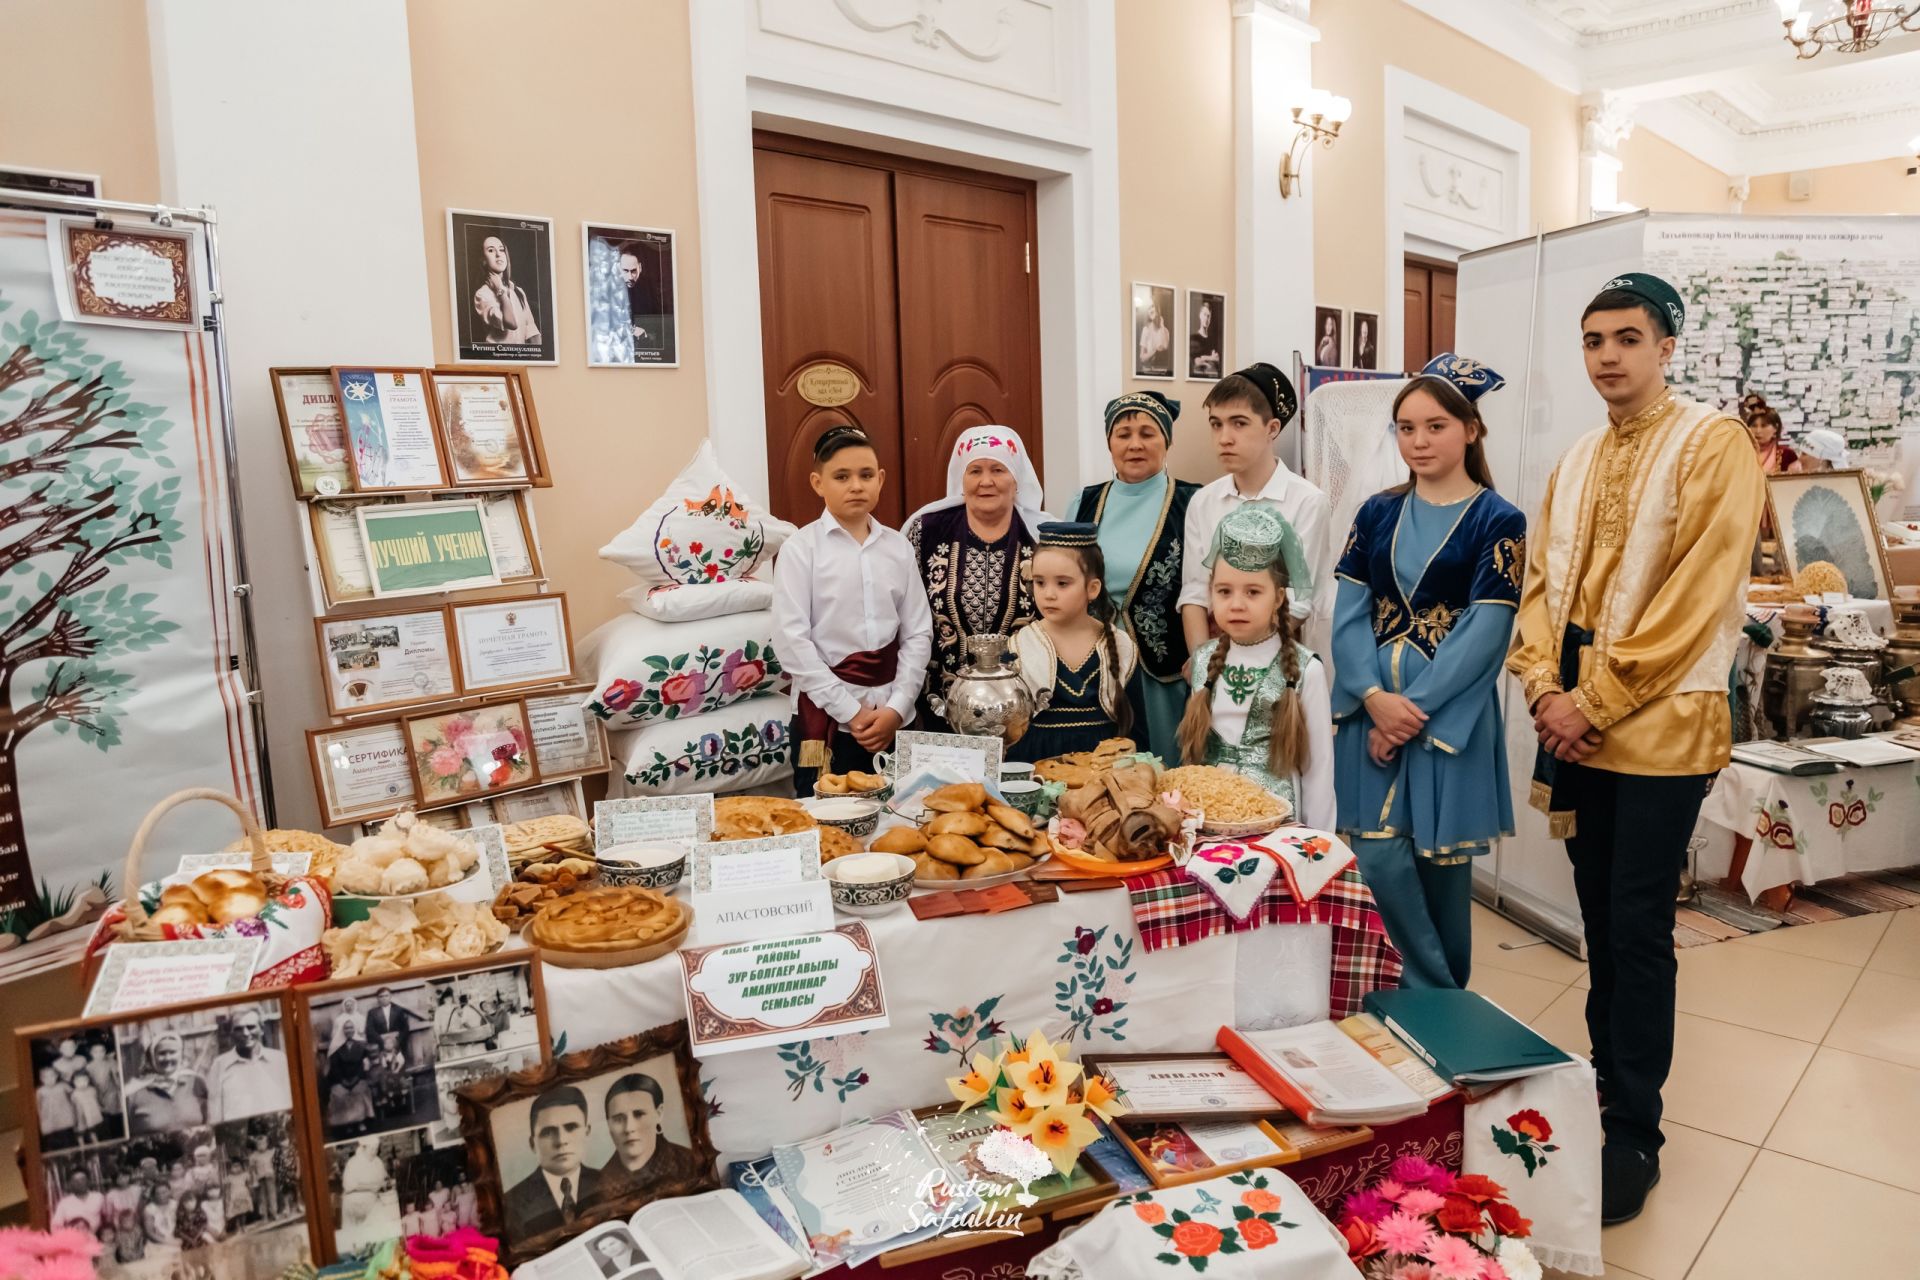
[905,425,1051,537]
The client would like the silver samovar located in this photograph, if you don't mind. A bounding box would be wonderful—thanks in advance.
[1806,667,1878,740]
[928,633,1037,745]
[1761,607,1831,740]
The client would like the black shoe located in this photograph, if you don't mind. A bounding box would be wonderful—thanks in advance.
[1601,1144,1660,1225]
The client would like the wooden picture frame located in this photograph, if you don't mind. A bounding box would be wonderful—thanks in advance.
[286,953,552,1262]
[522,685,609,783]
[271,366,352,498]
[447,593,575,697]
[910,1103,1116,1220]
[331,367,451,494]
[1765,467,1895,601]
[1081,1052,1285,1123]
[426,369,536,488]
[438,489,543,586]
[314,608,461,718]
[404,697,541,808]
[307,498,395,610]
[1110,1117,1299,1190]
[359,499,502,599]
[435,367,550,486]
[456,1022,719,1267]
[307,720,419,828]
[17,988,322,1277]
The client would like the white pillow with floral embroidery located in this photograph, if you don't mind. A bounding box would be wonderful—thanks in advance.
[620,579,776,623]
[580,609,788,727]
[610,695,795,796]
[599,440,798,587]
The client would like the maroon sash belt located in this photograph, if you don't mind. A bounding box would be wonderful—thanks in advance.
[796,641,901,768]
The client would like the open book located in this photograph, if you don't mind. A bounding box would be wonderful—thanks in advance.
[511,1189,806,1280]
[1217,1021,1428,1127]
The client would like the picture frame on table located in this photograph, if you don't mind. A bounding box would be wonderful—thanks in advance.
[447,594,574,696]
[358,499,502,599]
[308,720,419,828]
[331,367,450,493]
[456,1022,719,1267]
[427,369,536,487]
[581,223,680,368]
[404,698,540,807]
[17,988,319,1279]
[315,608,460,718]
[1110,1116,1298,1190]
[1765,468,1894,601]
[437,489,543,586]
[271,367,351,498]
[1081,1052,1284,1122]
[523,686,608,782]
[289,954,550,1262]
[434,368,551,486]
[447,208,559,366]
[1131,281,1177,380]
[1184,287,1225,382]
[911,1103,1116,1220]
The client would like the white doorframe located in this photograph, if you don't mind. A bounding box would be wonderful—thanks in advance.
[686,2,1122,514]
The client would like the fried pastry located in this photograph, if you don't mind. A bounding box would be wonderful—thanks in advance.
[923,782,988,812]
[870,827,927,854]
[926,834,987,866]
[927,811,990,837]
[913,853,959,880]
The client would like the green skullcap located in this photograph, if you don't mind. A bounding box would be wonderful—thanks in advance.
[1592,272,1685,338]
[1204,501,1313,591]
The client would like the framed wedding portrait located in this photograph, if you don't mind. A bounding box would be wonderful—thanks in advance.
[315,609,459,717]
[307,721,419,827]
[332,367,450,493]
[404,698,540,806]
[429,370,535,487]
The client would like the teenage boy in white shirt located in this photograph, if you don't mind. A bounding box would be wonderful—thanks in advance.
[1178,362,1333,660]
[773,425,935,796]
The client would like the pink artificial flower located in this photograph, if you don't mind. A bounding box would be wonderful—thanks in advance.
[429,745,465,777]
[1340,1188,1396,1224]
[1390,1156,1448,1189]
[1390,1266,1436,1280]
[1479,1261,1510,1280]
[1398,1187,1447,1217]
[1425,1234,1487,1280]
[1375,1178,1409,1203]
[1374,1211,1438,1258]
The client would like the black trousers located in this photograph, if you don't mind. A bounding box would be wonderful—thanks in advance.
[789,718,879,799]
[1560,762,1715,1157]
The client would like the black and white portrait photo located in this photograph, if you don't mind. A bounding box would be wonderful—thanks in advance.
[1313,305,1344,367]
[311,983,442,1144]
[117,1001,292,1135]
[1352,310,1380,371]
[1186,288,1225,382]
[31,1028,123,1153]
[583,224,678,368]
[448,209,557,364]
[1132,281,1176,379]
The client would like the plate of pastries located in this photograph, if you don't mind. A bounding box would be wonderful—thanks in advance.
[867,782,1049,888]
[527,885,692,969]
[711,795,860,861]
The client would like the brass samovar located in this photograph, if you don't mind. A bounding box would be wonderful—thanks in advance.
[1760,606,1831,740]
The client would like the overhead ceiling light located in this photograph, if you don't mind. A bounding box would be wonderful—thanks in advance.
[1781,0,1920,58]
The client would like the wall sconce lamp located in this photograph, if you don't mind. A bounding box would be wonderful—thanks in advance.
[1279,88,1352,198]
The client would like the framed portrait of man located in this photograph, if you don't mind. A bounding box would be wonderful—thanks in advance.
[447,209,558,365]
[582,224,678,368]
[1352,311,1380,371]
[1185,288,1226,382]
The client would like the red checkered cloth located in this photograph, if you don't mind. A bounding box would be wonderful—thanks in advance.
[1125,863,1402,1017]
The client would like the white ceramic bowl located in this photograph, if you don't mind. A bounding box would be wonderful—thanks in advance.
[822,852,915,915]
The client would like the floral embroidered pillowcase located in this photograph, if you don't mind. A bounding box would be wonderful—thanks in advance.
[580,610,789,727]
[598,440,797,589]
[610,694,795,795]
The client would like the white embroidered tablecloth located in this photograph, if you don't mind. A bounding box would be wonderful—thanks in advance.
[1695,758,1920,899]
[541,890,1332,1156]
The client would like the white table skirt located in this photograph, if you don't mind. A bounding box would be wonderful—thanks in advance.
[1695,757,1920,899]
[541,887,1332,1155]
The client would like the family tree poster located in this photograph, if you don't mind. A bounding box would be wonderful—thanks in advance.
[0,212,260,937]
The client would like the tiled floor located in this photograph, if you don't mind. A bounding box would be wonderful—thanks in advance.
[1471,901,1920,1279]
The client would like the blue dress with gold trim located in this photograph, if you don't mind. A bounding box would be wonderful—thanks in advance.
[1331,488,1526,863]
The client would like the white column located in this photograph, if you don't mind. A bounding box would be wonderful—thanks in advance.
[1579,91,1635,220]
[147,0,435,830]
[1232,0,1318,396]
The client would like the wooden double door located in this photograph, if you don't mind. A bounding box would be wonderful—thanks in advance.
[1404,255,1458,371]
[753,133,1043,526]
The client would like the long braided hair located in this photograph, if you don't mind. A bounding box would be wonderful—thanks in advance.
[1177,560,1310,777]
[1028,543,1133,737]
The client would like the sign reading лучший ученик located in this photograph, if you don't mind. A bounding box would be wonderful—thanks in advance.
[356,499,501,597]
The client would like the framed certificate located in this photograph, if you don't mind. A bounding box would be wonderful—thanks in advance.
[449,593,572,693]
[358,499,502,598]
[524,686,608,780]
[332,366,450,492]
[307,720,419,827]
[1082,1052,1284,1122]
[51,218,199,331]
[429,370,534,486]
[494,779,586,824]
[439,489,541,584]
[271,366,351,497]
[435,367,550,486]
[404,698,540,806]
[307,499,379,607]
[315,608,459,716]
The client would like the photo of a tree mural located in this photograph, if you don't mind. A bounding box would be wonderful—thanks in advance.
[0,297,185,924]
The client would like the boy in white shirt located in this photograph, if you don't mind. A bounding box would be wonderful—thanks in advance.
[1178,362,1333,659]
[774,426,935,796]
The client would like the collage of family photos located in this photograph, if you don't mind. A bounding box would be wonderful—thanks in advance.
[25,995,312,1280]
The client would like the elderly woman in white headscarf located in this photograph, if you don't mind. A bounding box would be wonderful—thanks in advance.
[904,426,1053,731]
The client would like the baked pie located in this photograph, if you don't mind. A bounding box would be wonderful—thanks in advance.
[528,885,689,953]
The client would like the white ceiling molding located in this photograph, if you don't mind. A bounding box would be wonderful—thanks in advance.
[1399,0,1920,174]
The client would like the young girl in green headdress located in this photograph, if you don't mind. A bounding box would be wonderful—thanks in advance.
[1177,502,1334,828]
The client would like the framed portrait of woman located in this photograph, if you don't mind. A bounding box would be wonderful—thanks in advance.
[447,210,558,365]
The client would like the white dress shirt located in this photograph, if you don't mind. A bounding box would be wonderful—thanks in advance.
[1178,459,1334,653]
[774,512,935,727]
[1208,635,1336,831]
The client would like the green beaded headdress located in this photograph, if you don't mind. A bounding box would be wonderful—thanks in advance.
[1203,501,1313,590]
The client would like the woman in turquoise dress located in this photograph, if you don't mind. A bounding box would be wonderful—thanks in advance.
[1332,354,1526,989]
[1073,391,1201,762]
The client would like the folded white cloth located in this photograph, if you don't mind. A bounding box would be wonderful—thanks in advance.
[1462,1061,1604,1276]
[1264,828,1357,904]
[1186,839,1280,923]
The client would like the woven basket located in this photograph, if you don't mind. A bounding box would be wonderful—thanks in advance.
[112,787,274,943]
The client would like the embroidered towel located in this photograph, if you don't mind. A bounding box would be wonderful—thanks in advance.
[1027,1167,1355,1280]
[1186,839,1280,923]
[1462,1061,1604,1275]
[1264,828,1357,904]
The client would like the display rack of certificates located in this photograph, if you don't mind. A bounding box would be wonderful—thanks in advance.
[273,366,607,832]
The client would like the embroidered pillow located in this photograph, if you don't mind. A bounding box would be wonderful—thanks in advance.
[610,695,795,796]
[580,609,788,727]
[598,440,798,587]
[621,578,776,623]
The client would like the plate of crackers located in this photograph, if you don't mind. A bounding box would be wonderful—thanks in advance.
[527,884,692,969]
[710,796,861,861]
[868,782,1049,887]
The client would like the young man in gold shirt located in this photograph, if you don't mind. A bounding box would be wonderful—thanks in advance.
[1508,272,1764,1225]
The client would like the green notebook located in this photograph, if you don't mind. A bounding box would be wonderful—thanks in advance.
[1361,988,1572,1084]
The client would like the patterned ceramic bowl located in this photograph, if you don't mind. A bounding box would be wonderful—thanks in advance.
[597,847,687,892]
[801,796,885,838]
[823,852,915,916]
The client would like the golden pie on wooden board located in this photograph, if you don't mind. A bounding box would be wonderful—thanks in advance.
[528,885,689,953]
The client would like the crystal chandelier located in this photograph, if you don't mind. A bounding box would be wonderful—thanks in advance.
[1778,0,1920,57]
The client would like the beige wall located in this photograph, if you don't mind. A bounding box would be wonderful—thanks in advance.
[1112,0,1237,487]
[407,0,709,636]
[1745,157,1920,216]
[0,0,158,203]
[1618,129,1729,214]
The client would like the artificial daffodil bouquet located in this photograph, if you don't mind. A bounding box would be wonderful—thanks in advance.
[946,1028,1130,1176]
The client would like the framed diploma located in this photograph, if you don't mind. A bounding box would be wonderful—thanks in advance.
[272,366,351,497]
[429,370,534,486]
[448,593,572,694]
[333,366,450,492]
[439,490,541,583]
[1082,1052,1284,1122]
[492,779,585,824]
[523,686,608,779]
[307,720,419,827]
[307,499,379,607]
[404,697,540,806]
[358,499,502,598]
[314,608,459,716]
[50,218,199,331]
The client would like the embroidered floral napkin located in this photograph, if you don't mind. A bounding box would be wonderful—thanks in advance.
[1185,839,1280,923]
[1462,1061,1604,1275]
[1262,828,1356,905]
